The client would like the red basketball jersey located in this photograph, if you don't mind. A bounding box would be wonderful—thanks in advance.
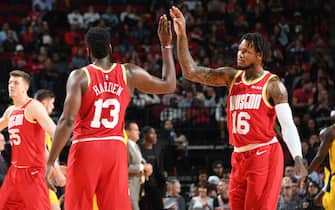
[72,63,130,142]
[8,99,46,167]
[227,71,277,147]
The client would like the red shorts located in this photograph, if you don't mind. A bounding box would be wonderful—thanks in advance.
[229,142,283,210]
[0,166,50,210]
[65,140,131,210]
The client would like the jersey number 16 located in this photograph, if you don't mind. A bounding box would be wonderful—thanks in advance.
[232,111,250,135]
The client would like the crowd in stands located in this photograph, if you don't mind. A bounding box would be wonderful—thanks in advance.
[0,0,334,209]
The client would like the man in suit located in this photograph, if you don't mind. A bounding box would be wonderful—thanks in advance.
[126,121,153,210]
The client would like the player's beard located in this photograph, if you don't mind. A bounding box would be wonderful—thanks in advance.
[237,63,254,71]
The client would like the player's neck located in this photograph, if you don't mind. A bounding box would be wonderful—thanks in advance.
[13,95,30,107]
[244,67,264,81]
[92,57,111,70]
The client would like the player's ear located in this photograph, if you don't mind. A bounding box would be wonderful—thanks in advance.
[256,52,262,62]
[86,47,92,62]
[86,47,90,57]
[109,44,113,56]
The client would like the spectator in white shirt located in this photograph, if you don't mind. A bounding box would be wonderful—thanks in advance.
[67,9,84,28]
[84,5,100,28]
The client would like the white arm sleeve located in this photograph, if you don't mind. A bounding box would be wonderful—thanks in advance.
[275,103,303,158]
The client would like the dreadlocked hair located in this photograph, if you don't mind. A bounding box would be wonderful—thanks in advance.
[239,33,271,63]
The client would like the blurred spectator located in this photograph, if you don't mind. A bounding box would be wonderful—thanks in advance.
[312,89,332,117]
[32,0,52,13]
[0,23,18,44]
[11,45,28,71]
[213,179,230,210]
[101,6,120,27]
[21,26,36,49]
[211,160,225,179]
[83,5,100,28]
[203,87,223,109]
[292,81,314,115]
[284,165,296,179]
[302,180,323,210]
[302,118,319,140]
[67,9,84,28]
[179,89,194,108]
[188,185,214,210]
[120,5,140,25]
[158,120,177,175]
[2,31,18,53]
[308,135,321,161]
[160,97,185,123]
[140,126,165,210]
[163,178,186,210]
[51,52,68,75]
[132,91,160,108]
[277,176,303,210]
[192,169,209,188]
[186,97,211,144]
[71,47,88,69]
[64,24,84,46]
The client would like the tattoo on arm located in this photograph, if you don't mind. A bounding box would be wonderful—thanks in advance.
[267,78,288,105]
[177,35,236,87]
[186,66,236,87]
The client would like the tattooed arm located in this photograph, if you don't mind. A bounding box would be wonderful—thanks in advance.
[178,34,237,86]
[267,77,308,178]
[170,6,237,87]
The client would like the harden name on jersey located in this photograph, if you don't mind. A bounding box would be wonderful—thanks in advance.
[92,81,124,96]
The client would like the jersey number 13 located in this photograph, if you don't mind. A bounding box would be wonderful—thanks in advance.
[90,99,120,128]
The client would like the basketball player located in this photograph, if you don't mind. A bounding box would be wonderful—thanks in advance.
[0,70,56,209]
[170,6,307,209]
[35,89,66,210]
[46,15,176,210]
[308,124,335,210]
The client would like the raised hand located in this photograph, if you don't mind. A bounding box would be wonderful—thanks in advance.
[169,6,186,36]
[157,14,172,46]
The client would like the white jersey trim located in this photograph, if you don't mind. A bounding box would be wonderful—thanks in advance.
[234,137,278,153]
[72,136,125,144]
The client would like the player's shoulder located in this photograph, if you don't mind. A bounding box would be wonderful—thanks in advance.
[23,99,49,122]
[123,63,141,72]
[123,63,146,81]
[319,124,335,141]
[3,105,16,118]
[6,105,15,112]
[266,72,284,89]
[266,71,280,82]
[67,68,90,87]
[70,67,88,78]
[26,99,46,112]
